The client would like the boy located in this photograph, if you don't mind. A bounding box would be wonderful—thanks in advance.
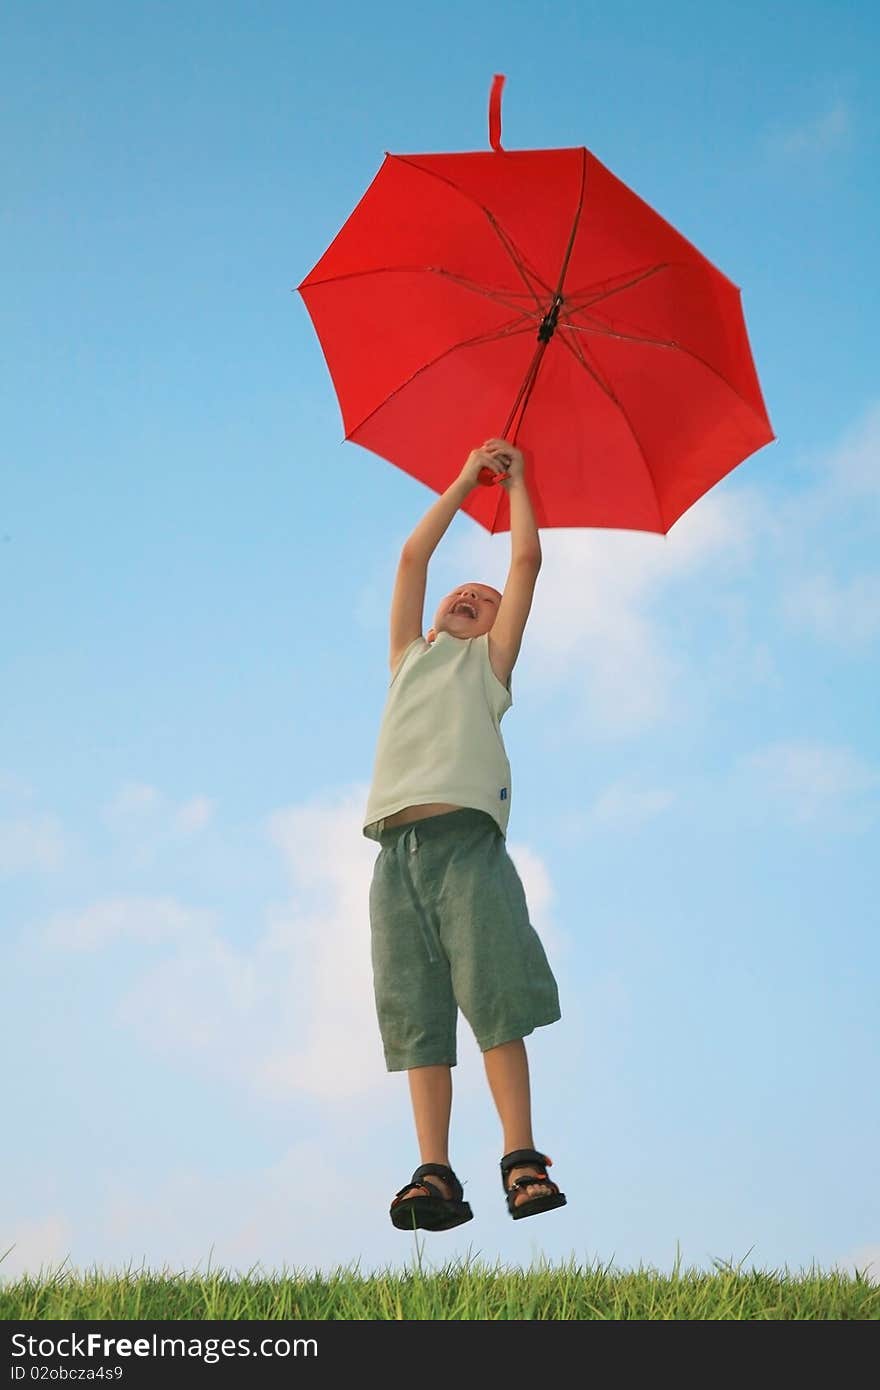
[363,439,566,1229]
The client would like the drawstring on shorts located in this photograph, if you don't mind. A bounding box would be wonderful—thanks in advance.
[394,824,439,962]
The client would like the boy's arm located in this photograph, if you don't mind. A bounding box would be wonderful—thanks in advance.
[390,448,508,670]
[489,470,542,683]
[401,476,472,565]
[503,472,542,562]
[388,549,427,672]
[388,476,472,672]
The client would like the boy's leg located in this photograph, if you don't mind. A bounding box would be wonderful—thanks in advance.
[483,1038,556,1208]
[394,1063,456,1202]
[409,1062,453,1164]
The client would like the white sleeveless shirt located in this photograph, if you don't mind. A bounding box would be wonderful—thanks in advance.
[363,631,513,841]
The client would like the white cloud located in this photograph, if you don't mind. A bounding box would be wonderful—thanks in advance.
[104,782,215,833]
[763,401,880,647]
[260,797,564,1098]
[0,1150,358,1280]
[767,102,852,157]
[173,797,215,833]
[742,740,879,829]
[0,772,36,806]
[353,579,387,635]
[413,400,880,736]
[503,840,565,961]
[0,814,69,877]
[0,1214,73,1282]
[101,781,216,866]
[441,484,770,735]
[47,790,563,1106]
[43,896,215,950]
[10,1137,457,1280]
[824,400,880,499]
[781,572,880,646]
[104,782,162,823]
[832,1242,880,1286]
[553,780,676,845]
[771,403,880,541]
[96,1141,358,1276]
[590,781,676,827]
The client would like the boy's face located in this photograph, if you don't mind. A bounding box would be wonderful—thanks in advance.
[427,582,502,644]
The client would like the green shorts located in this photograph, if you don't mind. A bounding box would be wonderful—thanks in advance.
[369,807,561,1071]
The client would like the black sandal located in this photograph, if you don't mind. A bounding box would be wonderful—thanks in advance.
[390,1162,474,1232]
[500,1148,567,1220]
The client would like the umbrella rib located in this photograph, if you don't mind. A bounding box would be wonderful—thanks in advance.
[489,218,555,306]
[555,329,665,530]
[565,262,670,311]
[558,328,624,403]
[552,147,587,298]
[345,320,536,441]
[565,319,679,350]
[393,155,553,308]
[424,267,544,322]
[302,263,545,325]
[564,316,770,429]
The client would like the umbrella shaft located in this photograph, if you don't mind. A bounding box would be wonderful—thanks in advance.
[538,295,563,343]
[502,333,551,443]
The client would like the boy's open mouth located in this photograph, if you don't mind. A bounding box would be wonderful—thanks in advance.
[451,602,477,618]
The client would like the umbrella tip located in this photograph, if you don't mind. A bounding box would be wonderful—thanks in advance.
[489,73,505,152]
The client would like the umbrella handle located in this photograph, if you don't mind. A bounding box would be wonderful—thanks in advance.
[478,466,510,486]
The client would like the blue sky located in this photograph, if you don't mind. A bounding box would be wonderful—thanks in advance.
[2,0,878,1286]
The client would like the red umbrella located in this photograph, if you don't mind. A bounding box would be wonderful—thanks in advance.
[297,75,774,535]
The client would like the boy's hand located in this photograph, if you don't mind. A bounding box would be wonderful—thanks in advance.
[458,444,510,491]
[482,438,524,484]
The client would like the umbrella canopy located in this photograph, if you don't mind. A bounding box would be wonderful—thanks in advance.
[297,75,774,535]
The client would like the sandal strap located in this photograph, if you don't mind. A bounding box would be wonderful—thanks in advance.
[396,1162,464,1204]
[507,1174,558,1194]
[499,1148,552,1190]
[392,1178,441,1204]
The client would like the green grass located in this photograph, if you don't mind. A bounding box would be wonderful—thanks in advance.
[2,1245,878,1319]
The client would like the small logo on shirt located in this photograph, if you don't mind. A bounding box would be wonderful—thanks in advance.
[499,787,507,800]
